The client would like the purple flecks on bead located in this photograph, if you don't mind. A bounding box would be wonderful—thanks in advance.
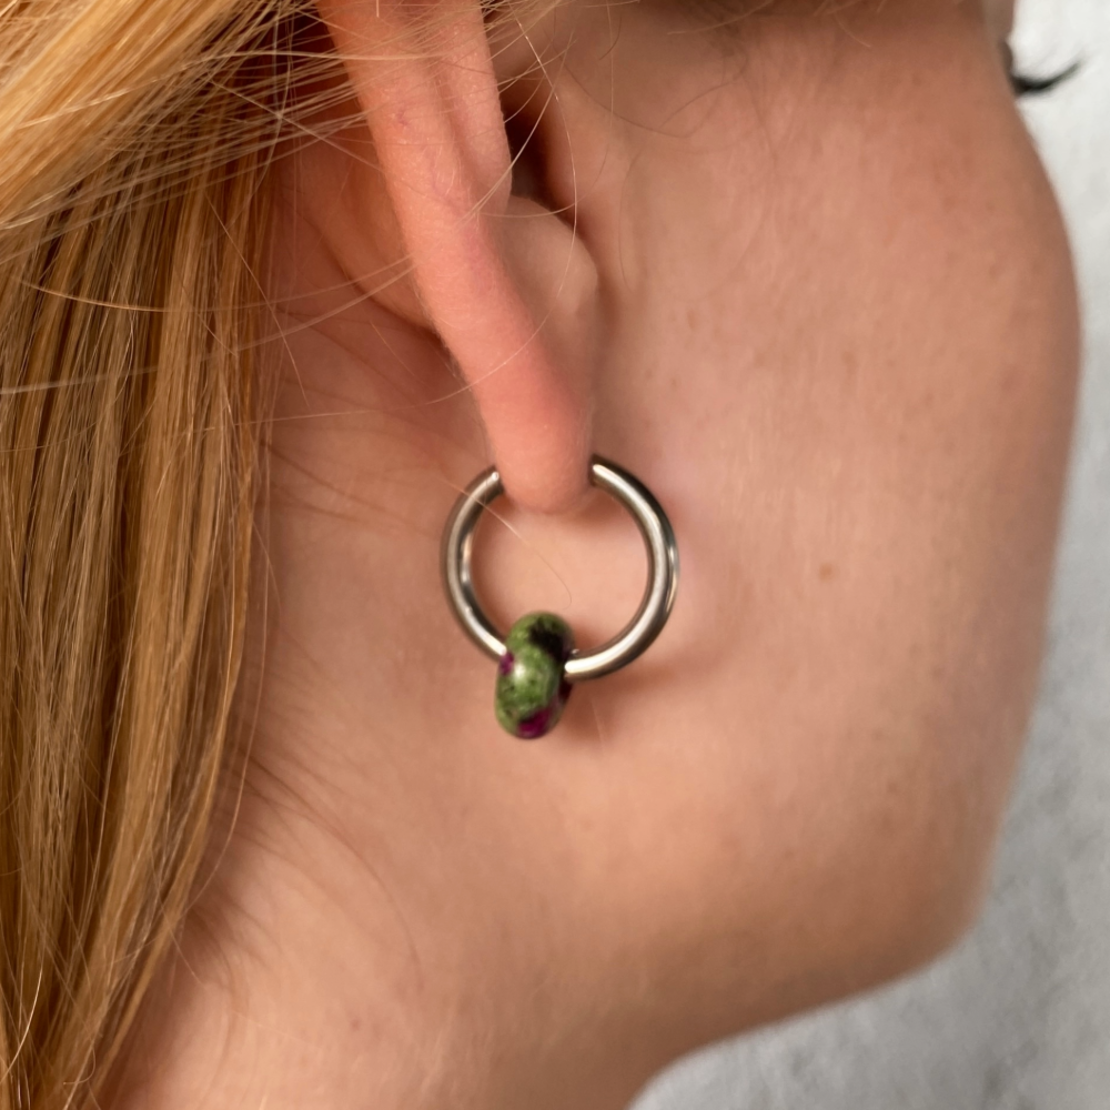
[515,678,573,740]
[498,651,515,677]
[516,707,553,740]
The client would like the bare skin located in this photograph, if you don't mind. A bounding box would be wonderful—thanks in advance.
[117,1,1079,1108]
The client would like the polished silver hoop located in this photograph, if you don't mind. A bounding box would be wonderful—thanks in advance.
[441,455,679,682]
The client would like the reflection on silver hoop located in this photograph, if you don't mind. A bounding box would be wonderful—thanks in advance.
[440,455,679,682]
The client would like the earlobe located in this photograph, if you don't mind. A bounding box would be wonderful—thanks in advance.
[317,0,600,514]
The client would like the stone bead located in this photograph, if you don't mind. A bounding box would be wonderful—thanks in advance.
[494,612,575,739]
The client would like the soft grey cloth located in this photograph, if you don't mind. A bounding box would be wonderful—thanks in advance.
[632,3,1110,1107]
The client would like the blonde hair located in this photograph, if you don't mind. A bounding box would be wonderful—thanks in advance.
[0,0,592,1100]
[0,1,343,1104]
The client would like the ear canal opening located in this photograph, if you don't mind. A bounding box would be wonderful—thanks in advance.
[500,74,578,228]
[504,97,559,211]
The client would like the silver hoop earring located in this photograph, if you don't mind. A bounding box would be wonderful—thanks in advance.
[441,455,679,739]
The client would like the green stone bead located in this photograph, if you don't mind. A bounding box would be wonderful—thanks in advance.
[494,612,575,739]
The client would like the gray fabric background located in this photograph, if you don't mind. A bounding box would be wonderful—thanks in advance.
[631,3,1110,1108]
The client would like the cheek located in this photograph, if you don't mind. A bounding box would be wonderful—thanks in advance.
[983,0,1017,37]
[591,12,1078,1022]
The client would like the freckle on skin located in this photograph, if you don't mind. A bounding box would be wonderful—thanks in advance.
[819,563,836,582]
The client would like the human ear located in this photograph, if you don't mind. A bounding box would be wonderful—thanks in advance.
[316,0,599,514]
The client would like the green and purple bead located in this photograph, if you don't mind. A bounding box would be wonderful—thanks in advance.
[495,612,575,739]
